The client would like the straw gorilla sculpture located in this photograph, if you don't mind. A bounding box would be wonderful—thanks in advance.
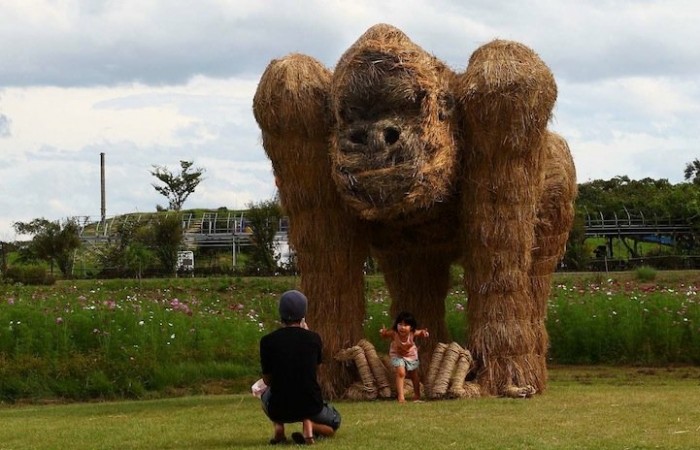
[253,24,577,398]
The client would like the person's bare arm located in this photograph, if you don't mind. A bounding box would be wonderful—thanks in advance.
[379,326,394,339]
[415,328,430,339]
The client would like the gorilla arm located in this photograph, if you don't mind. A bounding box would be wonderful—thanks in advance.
[253,54,370,398]
[455,40,558,396]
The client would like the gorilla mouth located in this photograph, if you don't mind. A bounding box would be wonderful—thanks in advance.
[339,165,418,206]
[335,136,423,211]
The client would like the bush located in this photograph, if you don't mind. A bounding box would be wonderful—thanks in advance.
[2,265,55,285]
[635,265,657,282]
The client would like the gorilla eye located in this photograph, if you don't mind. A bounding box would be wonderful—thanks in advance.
[438,93,455,121]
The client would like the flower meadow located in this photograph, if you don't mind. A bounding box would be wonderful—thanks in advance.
[547,277,700,365]
[0,277,296,402]
[1,273,699,402]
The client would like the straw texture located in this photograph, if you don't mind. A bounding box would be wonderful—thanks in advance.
[253,53,370,399]
[254,25,576,399]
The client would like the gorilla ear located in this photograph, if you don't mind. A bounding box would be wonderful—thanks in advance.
[437,92,455,121]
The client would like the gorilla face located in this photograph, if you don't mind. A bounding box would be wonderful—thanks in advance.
[330,39,460,222]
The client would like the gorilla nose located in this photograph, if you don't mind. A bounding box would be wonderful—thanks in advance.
[348,125,400,148]
[383,126,400,145]
[349,129,368,145]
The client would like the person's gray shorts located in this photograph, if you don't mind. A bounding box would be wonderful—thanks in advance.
[261,388,341,430]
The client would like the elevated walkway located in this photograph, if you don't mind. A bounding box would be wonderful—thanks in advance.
[75,212,289,248]
[584,207,695,244]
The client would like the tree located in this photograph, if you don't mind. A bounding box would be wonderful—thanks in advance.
[150,160,205,211]
[244,199,282,275]
[12,218,82,277]
[684,159,700,186]
[147,214,183,276]
[95,218,154,278]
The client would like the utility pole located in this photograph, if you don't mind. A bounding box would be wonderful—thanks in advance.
[100,152,106,223]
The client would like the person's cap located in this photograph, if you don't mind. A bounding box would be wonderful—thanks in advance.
[279,290,308,322]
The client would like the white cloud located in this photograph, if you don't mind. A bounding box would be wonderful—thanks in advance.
[1,0,699,239]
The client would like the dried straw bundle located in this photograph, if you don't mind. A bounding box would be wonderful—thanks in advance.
[426,342,447,396]
[329,23,460,222]
[254,53,371,400]
[335,346,377,400]
[456,40,556,157]
[448,348,474,398]
[503,384,537,398]
[426,342,474,399]
[336,343,390,400]
[429,342,462,398]
[460,382,483,399]
[345,382,376,402]
[456,39,557,396]
[357,339,392,398]
[530,132,578,362]
[531,132,577,290]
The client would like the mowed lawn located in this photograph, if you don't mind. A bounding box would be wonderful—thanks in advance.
[0,366,698,449]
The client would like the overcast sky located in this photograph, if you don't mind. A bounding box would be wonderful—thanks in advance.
[1,0,699,240]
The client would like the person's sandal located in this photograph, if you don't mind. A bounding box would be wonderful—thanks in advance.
[291,432,315,445]
[269,436,287,445]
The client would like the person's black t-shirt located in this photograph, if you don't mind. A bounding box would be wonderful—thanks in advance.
[260,326,324,423]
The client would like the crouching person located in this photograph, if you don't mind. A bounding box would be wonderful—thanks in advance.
[259,290,341,445]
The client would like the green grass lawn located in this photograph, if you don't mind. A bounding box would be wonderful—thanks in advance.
[1,366,698,449]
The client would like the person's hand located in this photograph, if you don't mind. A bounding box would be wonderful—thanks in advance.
[379,325,386,336]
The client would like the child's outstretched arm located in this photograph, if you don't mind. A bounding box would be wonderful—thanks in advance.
[379,325,394,339]
[415,328,430,339]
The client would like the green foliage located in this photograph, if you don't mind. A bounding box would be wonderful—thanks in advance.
[12,218,82,277]
[547,277,700,365]
[570,176,700,265]
[1,273,699,402]
[684,158,700,185]
[148,214,183,275]
[150,160,205,211]
[2,265,55,285]
[634,265,657,282]
[562,211,590,270]
[0,277,290,402]
[244,199,281,275]
[94,219,156,278]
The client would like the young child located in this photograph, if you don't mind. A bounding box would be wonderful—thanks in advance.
[379,311,430,403]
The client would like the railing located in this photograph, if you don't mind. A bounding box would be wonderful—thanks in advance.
[74,212,289,248]
[584,207,695,237]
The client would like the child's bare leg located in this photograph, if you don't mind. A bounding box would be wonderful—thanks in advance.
[409,370,421,400]
[395,366,407,403]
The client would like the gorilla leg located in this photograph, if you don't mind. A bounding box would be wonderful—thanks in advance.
[375,248,452,371]
[254,54,370,398]
[529,132,578,390]
[456,40,556,395]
